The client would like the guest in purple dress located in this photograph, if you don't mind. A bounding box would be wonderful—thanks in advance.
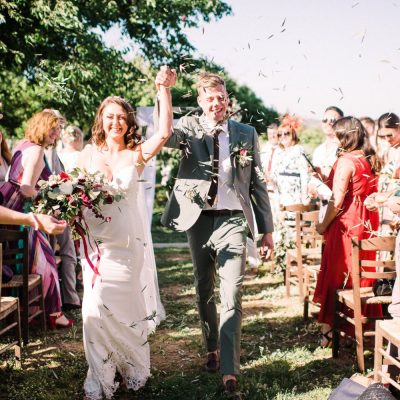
[0,109,73,329]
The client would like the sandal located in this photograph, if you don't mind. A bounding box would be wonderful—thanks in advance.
[320,329,333,348]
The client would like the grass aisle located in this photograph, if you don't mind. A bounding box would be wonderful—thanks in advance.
[0,246,360,399]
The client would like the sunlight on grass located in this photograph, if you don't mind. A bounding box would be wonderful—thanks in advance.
[0,247,359,399]
[167,327,202,339]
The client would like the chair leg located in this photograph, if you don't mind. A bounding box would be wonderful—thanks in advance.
[14,302,22,368]
[303,294,309,321]
[22,288,29,346]
[285,257,291,297]
[374,321,383,383]
[332,294,340,358]
[39,279,47,332]
[354,316,365,372]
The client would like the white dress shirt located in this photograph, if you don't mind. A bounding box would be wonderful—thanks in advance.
[203,121,242,211]
[312,140,338,179]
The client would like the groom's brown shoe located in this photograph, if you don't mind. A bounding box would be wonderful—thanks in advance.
[223,379,242,400]
[204,352,219,373]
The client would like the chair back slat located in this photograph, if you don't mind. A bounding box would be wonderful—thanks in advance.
[361,260,396,268]
[358,236,396,251]
[361,271,396,280]
[0,228,30,310]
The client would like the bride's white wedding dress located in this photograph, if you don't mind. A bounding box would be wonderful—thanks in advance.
[81,161,165,400]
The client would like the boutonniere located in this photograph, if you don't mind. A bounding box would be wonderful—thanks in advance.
[231,142,253,167]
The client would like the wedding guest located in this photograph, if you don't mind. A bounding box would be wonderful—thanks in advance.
[0,110,73,328]
[0,131,12,185]
[58,125,84,172]
[43,113,81,311]
[377,112,400,166]
[261,123,281,217]
[162,71,274,398]
[312,106,343,182]
[77,66,174,399]
[313,117,381,347]
[360,116,376,146]
[271,114,310,208]
[376,113,400,234]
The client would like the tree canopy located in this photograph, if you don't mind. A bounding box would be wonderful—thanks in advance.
[0,1,277,138]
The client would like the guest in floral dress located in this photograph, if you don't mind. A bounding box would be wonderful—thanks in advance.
[271,114,311,209]
[0,110,73,329]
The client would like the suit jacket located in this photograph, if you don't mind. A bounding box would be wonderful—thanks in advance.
[161,115,274,239]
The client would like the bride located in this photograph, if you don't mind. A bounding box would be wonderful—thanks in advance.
[77,66,176,399]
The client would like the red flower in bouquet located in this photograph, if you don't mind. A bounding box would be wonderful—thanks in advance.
[32,167,124,240]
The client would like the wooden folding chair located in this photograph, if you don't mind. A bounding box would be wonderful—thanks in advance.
[0,229,46,344]
[0,244,22,367]
[333,236,396,372]
[285,207,323,301]
[301,210,324,320]
[374,319,400,390]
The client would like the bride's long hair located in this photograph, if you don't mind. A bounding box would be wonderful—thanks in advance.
[91,96,140,149]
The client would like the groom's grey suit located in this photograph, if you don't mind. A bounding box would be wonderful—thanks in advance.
[162,114,273,375]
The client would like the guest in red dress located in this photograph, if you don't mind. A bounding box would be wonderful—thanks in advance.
[313,116,381,347]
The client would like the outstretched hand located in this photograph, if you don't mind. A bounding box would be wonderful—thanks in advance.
[259,232,274,261]
[155,65,176,90]
[36,214,67,235]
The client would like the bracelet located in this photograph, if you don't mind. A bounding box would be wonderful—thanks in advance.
[29,212,40,231]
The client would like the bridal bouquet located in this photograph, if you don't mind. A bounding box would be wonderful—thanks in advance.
[32,168,124,239]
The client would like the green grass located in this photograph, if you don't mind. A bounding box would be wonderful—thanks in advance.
[1,248,361,399]
[151,209,187,244]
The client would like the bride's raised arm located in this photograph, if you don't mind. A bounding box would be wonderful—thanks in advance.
[137,66,176,165]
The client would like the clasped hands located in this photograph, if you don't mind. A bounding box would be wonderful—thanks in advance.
[155,65,177,90]
[365,191,400,214]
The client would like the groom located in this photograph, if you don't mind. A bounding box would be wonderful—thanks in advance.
[161,71,274,397]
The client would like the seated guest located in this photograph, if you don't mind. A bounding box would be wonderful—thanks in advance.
[314,117,381,347]
[43,114,81,311]
[0,110,73,329]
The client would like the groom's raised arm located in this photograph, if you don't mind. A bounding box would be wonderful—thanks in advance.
[164,116,189,150]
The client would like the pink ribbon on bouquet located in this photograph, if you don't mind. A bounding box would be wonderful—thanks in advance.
[74,219,101,287]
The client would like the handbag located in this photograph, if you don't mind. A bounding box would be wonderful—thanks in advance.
[357,383,396,400]
[373,279,395,296]
[1,264,14,283]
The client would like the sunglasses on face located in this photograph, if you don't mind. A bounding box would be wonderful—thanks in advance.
[322,118,337,125]
[277,131,291,138]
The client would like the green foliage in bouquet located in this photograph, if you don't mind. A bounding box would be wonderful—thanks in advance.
[31,168,124,239]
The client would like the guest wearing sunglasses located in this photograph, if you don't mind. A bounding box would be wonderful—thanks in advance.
[312,106,343,182]
[271,114,310,208]
[375,113,400,234]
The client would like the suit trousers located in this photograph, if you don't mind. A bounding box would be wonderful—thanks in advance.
[49,227,80,306]
[187,211,248,375]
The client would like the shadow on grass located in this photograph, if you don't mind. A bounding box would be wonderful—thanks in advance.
[151,212,187,244]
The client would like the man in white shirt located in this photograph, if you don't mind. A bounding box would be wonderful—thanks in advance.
[162,72,273,398]
[312,106,343,183]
